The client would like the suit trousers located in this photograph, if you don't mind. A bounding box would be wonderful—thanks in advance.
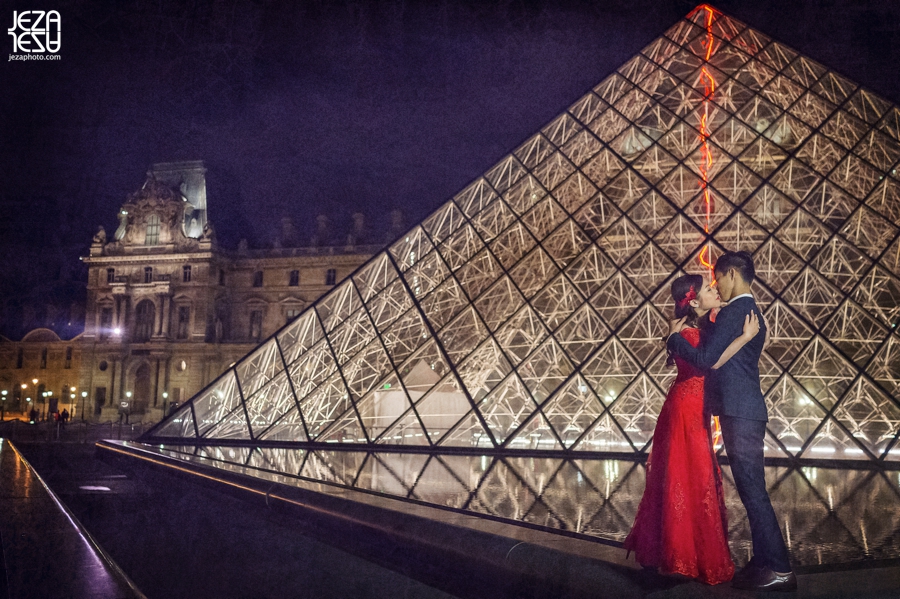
[719,415,792,573]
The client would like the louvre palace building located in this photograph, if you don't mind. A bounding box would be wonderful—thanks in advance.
[0,161,386,422]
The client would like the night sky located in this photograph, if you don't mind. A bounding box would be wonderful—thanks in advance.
[2,0,900,338]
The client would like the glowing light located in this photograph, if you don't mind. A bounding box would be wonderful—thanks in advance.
[692,4,719,275]
[699,67,717,96]
[702,6,716,60]
[810,447,836,454]
[699,245,715,271]
[711,415,722,447]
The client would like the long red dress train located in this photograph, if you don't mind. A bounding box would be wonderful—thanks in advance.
[623,327,734,585]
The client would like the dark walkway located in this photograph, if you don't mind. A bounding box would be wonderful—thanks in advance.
[0,440,145,599]
[15,442,459,599]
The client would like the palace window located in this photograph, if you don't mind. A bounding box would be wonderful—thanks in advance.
[285,308,301,323]
[249,310,263,341]
[65,347,72,369]
[16,349,23,369]
[325,269,336,286]
[289,270,300,286]
[183,265,192,283]
[253,270,264,287]
[106,268,115,284]
[40,348,47,369]
[176,306,191,339]
[134,300,155,342]
[99,307,113,340]
[144,267,153,283]
[219,269,225,285]
[145,214,160,245]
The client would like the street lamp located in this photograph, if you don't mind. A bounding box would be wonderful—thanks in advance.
[80,391,87,421]
[0,390,6,421]
[162,391,169,416]
[121,391,132,424]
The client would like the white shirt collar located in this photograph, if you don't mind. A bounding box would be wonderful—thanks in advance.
[728,293,754,304]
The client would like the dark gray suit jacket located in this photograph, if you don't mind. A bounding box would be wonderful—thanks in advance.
[666,296,768,422]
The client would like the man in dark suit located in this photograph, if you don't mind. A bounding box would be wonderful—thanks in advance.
[667,251,795,592]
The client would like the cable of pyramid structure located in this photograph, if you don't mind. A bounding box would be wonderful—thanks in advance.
[140,4,900,467]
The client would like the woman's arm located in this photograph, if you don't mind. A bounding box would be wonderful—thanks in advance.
[711,312,761,370]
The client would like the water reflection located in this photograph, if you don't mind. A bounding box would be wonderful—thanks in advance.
[151,445,900,567]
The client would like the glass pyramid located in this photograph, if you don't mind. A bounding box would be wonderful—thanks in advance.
[145,4,900,464]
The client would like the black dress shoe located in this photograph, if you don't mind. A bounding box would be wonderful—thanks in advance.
[731,562,764,586]
[733,566,797,592]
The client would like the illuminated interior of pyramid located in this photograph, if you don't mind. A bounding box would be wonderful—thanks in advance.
[142,4,900,466]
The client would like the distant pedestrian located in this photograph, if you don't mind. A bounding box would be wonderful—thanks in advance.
[60,409,69,424]
[29,408,38,423]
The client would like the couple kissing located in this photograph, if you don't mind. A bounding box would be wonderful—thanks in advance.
[624,251,796,592]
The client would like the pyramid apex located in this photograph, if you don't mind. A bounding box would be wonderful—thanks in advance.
[687,4,721,19]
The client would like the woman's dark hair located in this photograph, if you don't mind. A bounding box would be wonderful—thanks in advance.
[671,274,703,327]
[666,274,704,367]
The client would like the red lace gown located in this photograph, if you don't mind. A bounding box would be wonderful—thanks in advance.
[623,327,734,585]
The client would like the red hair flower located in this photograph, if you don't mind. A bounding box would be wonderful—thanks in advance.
[676,287,697,309]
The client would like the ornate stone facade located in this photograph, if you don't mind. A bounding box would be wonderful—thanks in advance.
[0,163,377,421]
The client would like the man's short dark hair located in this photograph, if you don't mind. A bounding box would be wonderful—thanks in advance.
[714,250,755,283]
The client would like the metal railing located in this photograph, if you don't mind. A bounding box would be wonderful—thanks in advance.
[0,418,153,444]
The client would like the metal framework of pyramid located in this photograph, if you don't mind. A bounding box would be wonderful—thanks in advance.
[145,5,900,464]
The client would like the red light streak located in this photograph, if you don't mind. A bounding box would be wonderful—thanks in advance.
[699,245,714,270]
[702,6,715,59]
[693,4,718,275]
[699,67,717,96]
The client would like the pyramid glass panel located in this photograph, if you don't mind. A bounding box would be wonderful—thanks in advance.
[143,5,900,466]
[409,373,471,442]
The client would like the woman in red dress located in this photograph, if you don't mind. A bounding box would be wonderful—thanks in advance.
[623,274,759,585]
